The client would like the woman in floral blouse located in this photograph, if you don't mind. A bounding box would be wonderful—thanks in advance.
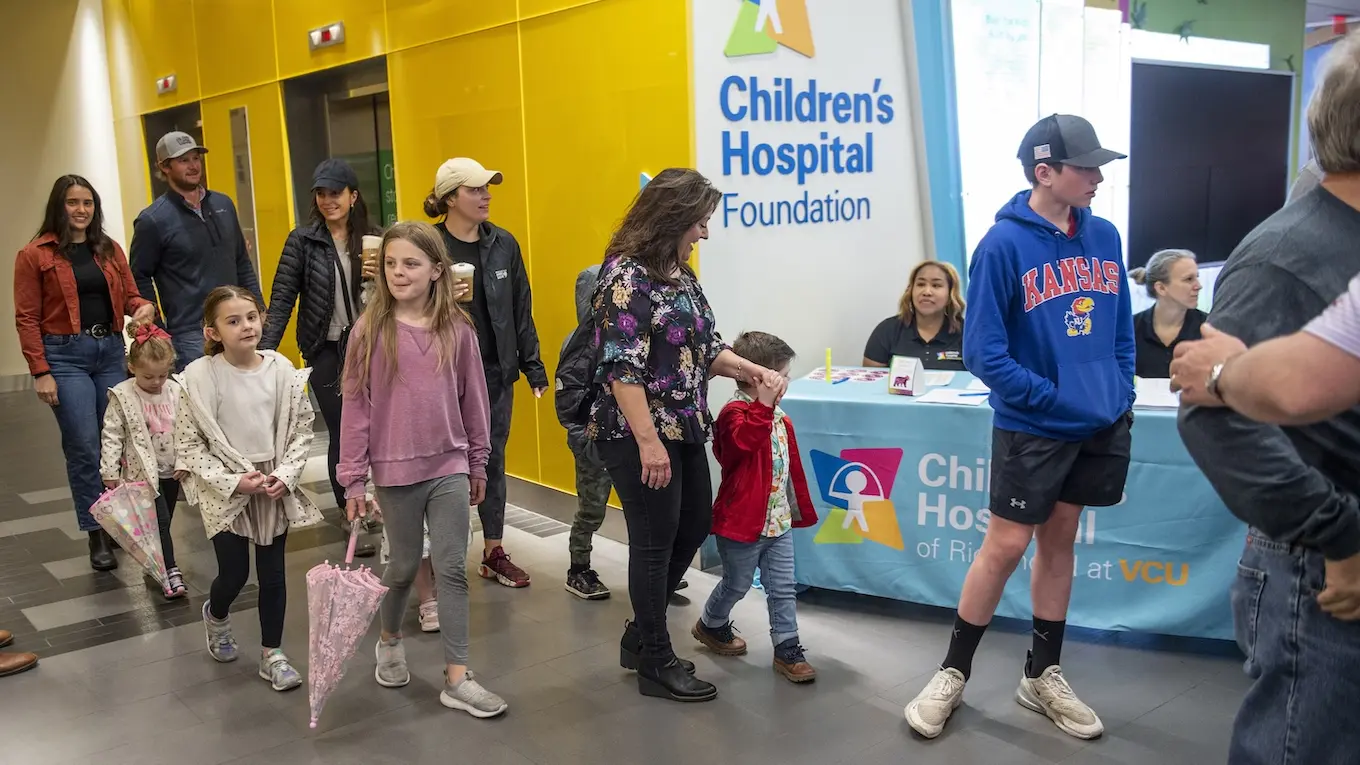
[587,168,782,703]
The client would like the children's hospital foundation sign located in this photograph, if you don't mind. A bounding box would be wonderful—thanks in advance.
[694,0,918,231]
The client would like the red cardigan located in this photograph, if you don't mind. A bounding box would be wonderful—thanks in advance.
[711,397,819,544]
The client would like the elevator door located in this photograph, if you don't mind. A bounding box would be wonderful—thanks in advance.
[282,58,394,232]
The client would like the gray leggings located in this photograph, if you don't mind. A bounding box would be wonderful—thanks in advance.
[377,474,470,666]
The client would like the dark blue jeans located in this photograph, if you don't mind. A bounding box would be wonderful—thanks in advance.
[171,329,204,373]
[1229,529,1360,764]
[43,334,128,531]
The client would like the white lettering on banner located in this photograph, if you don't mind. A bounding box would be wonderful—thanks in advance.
[917,453,989,492]
[917,493,1096,545]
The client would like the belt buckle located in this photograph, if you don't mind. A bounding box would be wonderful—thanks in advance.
[88,324,110,339]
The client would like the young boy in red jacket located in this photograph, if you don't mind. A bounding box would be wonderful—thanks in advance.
[692,331,819,683]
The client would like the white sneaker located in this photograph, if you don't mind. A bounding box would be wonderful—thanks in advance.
[419,601,440,633]
[1016,665,1104,739]
[904,668,966,738]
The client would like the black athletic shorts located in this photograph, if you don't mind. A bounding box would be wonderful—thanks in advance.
[989,410,1133,525]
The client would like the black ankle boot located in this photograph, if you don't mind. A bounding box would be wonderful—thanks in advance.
[637,657,717,702]
[619,620,695,673]
[88,530,116,571]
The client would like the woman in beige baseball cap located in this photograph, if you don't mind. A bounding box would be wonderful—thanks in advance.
[425,157,548,590]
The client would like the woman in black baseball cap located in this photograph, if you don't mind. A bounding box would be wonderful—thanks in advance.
[261,159,381,557]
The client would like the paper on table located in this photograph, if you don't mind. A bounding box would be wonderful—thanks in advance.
[917,388,990,406]
[923,371,955,387]
[966,379,989,391]
[1134,377,1180,410]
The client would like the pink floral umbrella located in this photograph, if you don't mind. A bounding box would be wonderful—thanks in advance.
[90,482,167,587]
[306,526,388,728]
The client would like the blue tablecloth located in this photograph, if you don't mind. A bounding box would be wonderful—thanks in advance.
[780,372,1244,641]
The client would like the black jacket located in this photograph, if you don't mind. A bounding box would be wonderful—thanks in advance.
[130,189,262,335]
[261,221,365,360]
[437,221,547,389]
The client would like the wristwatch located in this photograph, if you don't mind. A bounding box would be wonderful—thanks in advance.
[1206,362,1227,400]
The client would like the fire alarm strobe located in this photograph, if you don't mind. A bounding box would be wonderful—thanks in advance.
[309,22,345,51]
[156,74,177,95]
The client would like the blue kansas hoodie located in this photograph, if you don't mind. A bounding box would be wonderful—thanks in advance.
[963,190,1135,441]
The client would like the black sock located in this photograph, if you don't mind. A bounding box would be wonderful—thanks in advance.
[941,614,989,680]
[568,563,588,576]
[1027,617,1067,678]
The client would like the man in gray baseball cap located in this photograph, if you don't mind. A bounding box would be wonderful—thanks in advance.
[131,130,262,370]
[905,114,1131,742]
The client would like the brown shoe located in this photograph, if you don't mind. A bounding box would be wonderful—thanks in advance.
[691,619,747,656]
[0,650,38,677]
[773,638,816,683]
[0,630,12,649]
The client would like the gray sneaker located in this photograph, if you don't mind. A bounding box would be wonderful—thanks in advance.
[374,637,410,688]
[259,649,302,692]
[440,670,508,718]
[202,601,238,663]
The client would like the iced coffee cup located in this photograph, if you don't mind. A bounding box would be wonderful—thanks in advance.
[361,235,382,279]
[452,263,475,303]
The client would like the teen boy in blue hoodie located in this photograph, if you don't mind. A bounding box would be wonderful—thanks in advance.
[905,115,1134,742]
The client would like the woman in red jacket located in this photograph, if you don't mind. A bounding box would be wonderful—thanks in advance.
[692,331,820,683]
[14,175,156,570]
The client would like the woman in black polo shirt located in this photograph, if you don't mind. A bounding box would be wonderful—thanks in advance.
[1129,249,1205,378]
[863,260,966,370]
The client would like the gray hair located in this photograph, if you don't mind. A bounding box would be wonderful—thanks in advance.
[1307,30,1360,174]
[1128,249,1196,298]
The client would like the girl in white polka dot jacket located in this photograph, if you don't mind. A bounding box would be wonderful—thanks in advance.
[173,285,324,693]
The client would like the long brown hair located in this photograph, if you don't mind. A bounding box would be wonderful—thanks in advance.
[342,221,471,394]
[898,260,965,334]
[37,175,112,261]
[202,285,268,356]
[603,168,721,285]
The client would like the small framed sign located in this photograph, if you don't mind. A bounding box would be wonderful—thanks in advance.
[888,355,925,396]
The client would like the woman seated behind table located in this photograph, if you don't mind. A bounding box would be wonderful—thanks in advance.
[1130,248,1205,379]
[862,260,966,371]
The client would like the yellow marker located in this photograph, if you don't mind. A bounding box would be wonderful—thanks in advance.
[825,348,832,382]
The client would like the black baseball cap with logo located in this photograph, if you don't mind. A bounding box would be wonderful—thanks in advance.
[1018,114,1127,168]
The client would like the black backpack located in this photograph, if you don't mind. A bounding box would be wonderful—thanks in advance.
[554,314,601,442]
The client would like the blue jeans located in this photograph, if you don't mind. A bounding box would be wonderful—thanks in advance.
[702,532,799,646]
[171,329,204,373]
[1229,529,1360,764]
[43,334,128,531]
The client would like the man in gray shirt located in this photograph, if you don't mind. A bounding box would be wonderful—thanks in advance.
[1177,31,1360,765]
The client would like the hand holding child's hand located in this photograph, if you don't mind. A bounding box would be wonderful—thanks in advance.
[236,471,267,495]
[756,374,783,406]
[262,475,288,500]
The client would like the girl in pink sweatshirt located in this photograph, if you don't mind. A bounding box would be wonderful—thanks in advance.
[337,221,505,719]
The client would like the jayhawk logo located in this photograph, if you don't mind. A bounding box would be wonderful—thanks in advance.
[1064,297,1095,336]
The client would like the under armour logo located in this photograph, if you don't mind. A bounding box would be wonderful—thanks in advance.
[1010,498,1027,509]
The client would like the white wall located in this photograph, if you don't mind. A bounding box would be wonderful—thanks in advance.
[0,0,123,381]
[692,0,930,386]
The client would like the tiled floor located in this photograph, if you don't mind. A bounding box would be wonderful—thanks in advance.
[0,389,1251,764]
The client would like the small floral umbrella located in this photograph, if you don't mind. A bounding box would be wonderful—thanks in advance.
[306,526,388,728]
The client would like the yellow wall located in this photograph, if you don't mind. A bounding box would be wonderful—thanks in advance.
[100,0,693,495]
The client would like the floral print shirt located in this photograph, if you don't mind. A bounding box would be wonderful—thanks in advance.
[587,256,729,443]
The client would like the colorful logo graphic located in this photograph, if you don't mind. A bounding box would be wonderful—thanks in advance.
[725,0,815,59]
[1064,296,1095,337]
[809,448,904,550]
